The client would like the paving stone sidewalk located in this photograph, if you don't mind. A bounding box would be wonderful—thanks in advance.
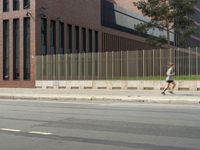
[0,88,200,104]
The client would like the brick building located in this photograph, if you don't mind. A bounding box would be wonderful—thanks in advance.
[1,0,160,87]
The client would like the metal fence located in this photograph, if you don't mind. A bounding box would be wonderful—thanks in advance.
[36,47,200,80]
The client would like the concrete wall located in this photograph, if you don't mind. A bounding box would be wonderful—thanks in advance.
[36,80,200,91]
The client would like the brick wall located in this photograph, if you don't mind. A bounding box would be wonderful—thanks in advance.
[0,0,151,88]
[0,0,36,87]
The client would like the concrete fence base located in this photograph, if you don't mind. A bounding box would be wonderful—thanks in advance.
[36,80,200,91]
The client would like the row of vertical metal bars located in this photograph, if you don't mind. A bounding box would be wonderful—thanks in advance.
[36,47,200,80]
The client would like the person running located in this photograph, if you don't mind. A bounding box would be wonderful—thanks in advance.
[161,63,176,95]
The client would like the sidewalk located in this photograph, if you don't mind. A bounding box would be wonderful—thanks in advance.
[0,88,200,104]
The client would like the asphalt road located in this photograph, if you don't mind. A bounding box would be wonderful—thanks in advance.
[0,99,200,150]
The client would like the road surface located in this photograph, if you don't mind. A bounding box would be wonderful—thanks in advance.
[0,99,199,150]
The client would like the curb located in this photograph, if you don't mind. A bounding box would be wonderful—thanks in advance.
[0,94,200,105]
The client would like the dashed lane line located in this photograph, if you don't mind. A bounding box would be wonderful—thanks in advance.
[0,128,53,136]
[1,128,21,132]
[29,131,52,135]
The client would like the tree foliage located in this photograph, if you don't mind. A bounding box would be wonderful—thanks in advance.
[134,0,198,48]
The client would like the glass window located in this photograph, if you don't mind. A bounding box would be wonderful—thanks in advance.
[3,20,9,80]
[24,17,30,80]
[75,26,79,53]
[67,24,72,53]
[82,28,86,52]
[59,22,64,54]
[88,29,92,52]
[41,18,47,55]
[13,0,19,10]
[3,0,9,12]
[13,19,20,80]
[95,31,98,52]
[50,20,56,54]
[24,0,30,9]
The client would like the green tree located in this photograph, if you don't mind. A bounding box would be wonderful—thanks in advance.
[134,0,198,48]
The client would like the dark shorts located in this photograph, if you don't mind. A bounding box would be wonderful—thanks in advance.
[166,80,174,83]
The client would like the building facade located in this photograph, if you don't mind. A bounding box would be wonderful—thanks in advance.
[108,0,200,48]
[0,0,155,87]
[0,0,36,87]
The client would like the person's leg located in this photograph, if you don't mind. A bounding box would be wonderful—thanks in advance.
[172,81,176,90]
[169,82,176,94]
[162,83,170,95]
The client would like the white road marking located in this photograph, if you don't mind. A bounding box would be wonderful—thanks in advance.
[29,131,52,135]
[1,128,21,132]
[0,128,53,136]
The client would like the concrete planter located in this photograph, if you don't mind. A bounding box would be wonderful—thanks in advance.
[36,80,200,91]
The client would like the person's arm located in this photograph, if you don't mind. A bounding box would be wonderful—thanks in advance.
[166,68,170,76]
[167,68,175,76]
